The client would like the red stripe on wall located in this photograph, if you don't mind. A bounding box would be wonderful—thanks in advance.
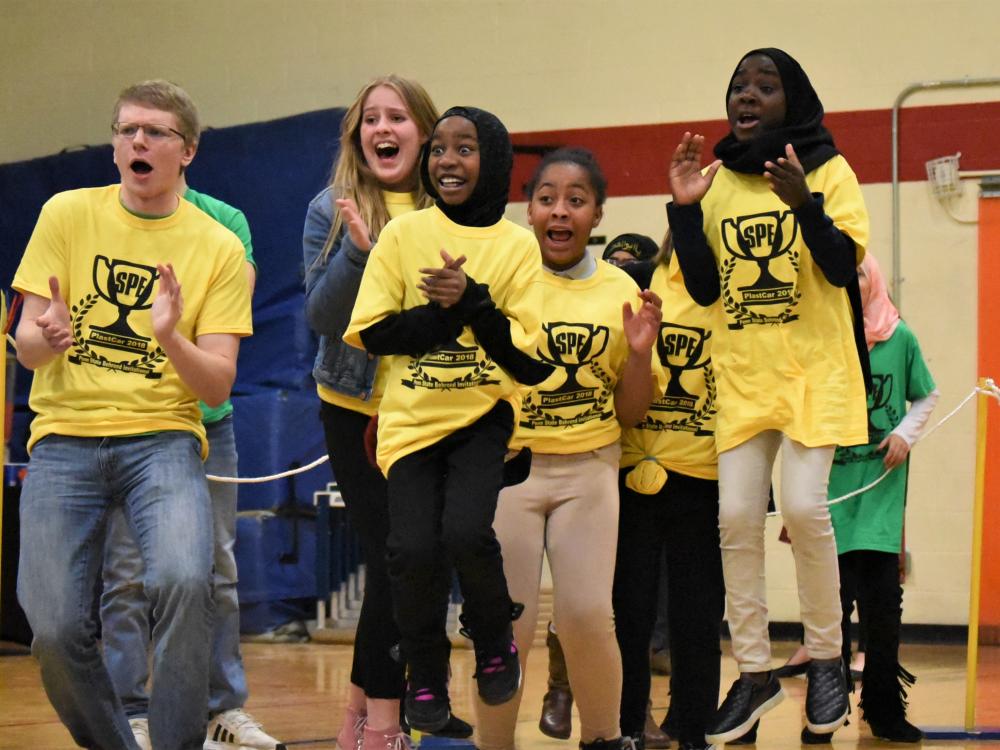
[510,101,1000,200]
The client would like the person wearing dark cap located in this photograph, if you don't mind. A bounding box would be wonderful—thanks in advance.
[667,48,870,745]
[602,233,659,267]
[345,106,552,734]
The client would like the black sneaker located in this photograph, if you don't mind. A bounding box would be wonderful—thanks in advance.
[800,727,833,744]
[403,682,450,733]
[401,711,474,739]
[728,718,760,744]
[474,637,521,705]
[868,716,923,743]
[433,713,474,739]
[705,673,784,745]
[805,660,849,734]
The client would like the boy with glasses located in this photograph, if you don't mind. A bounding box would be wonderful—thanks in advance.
[99,80,282,750]
[14,80,252,750]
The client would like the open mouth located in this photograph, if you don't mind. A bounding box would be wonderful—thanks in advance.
[437,175,465,190]
[131,160,153,174]
[547,229,573,243]
[737,113,760,127]
[375,142,399,160]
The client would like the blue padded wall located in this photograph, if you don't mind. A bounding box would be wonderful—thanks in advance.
[231,389,330,511]
[235,512,317,634]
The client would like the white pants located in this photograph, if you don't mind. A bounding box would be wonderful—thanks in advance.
[718,431,842,672]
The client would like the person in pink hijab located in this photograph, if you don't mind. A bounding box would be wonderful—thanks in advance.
[858,254,899,348]
[827,253,937,742]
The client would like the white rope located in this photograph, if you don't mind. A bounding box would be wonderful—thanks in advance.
[202,378,998,488]
[207,453,328,484]
[766,378,1000,517]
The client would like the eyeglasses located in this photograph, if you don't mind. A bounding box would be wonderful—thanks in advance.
[112,122,186,142]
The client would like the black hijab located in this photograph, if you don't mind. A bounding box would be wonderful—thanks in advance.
[714,47,839,175]
[420,106,513,227]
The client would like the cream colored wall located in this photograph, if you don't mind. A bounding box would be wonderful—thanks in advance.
[4,0,999,624]
[4,0,999,163]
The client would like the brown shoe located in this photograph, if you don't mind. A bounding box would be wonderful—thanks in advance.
[644,703,671,749]
[540,688,574,740]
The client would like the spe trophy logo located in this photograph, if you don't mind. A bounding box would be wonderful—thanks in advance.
[88,256,159,354]
[835,373,899,466]
[537,323,609,408]
[649,323,711,414]
[866,373,897,442]
[721,210,797,306]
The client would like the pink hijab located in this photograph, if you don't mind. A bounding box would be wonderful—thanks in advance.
[859,254,900,350]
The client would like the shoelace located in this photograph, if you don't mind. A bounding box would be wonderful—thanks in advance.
[352,714,368,750]
[385,732,414,750]
[220,709,262,730]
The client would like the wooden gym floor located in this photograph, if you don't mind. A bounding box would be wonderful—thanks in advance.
[2,640,999,749]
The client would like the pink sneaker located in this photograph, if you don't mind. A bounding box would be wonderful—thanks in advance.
[362,725,413,750]
[336,707,367,750]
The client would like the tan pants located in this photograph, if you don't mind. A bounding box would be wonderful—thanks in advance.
[474,444,623,750]
[718,431,842,672]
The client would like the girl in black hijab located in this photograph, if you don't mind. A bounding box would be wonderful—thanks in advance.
[419,105,513,227]
[347,106,552,737]
[665,48,871,746]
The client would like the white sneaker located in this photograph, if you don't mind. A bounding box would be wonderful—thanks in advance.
[204,708,285,750]
[129,717,152,750]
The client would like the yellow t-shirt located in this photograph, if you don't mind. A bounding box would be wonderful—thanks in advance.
[12,185,253,458]
[514,261,668,455]
[317,190,416,416]
[621,258,719,480]
[344,205,546,473]
[701,155,869,452]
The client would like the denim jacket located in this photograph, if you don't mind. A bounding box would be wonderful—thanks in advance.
[303,186,379,400]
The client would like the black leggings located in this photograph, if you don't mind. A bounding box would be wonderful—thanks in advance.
[612,469,724,746]
[385,401,515,684]
[320,401,404,699]
[839,550,913,721]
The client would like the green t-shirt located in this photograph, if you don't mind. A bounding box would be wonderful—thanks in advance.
[828,321,935,555]
[183,187,255,424]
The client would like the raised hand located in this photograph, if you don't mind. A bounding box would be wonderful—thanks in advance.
[151,263,184,342]
[335,198,374,252]
[878,433,910,470]
[669,132,722,206]
[623,289,663,354]
[418,249,468,308]
[764,143,811,209]
[36,276,73,353]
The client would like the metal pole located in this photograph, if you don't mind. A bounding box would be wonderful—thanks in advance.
[890,77,1000,312]
[965,378,990,730]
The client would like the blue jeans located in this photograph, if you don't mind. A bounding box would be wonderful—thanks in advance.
[101,416,248,718]
[17,432,214,750]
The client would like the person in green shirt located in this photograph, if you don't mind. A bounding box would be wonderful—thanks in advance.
[827,253,937,744]
[779,252,937,744]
